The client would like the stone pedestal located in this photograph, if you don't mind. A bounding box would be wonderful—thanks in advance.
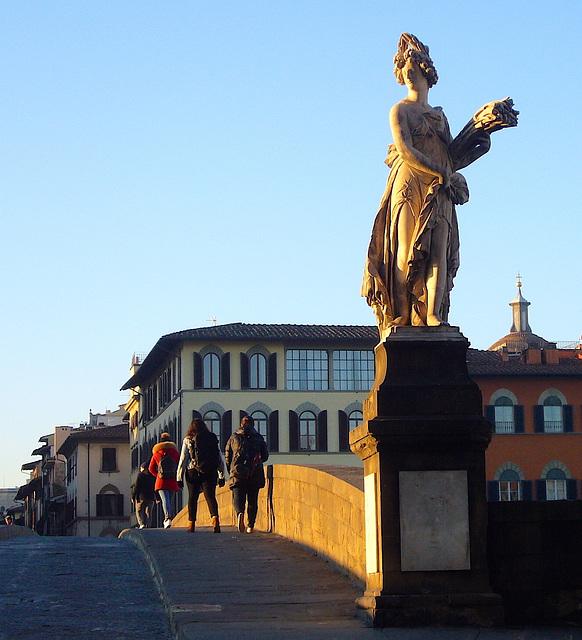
[350,326,504,627]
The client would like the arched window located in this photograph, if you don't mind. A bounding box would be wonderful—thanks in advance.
[250,354,267,389]
[494,396,514,433]
[96,485,123,517]
[204,410,221,437]
[348,410,363,431]
[203,353,220,389]
[543,396,563,432]
[498,469,520,501]
[299,411,317,451]
[251,410,268,439]
[546,468,567,500]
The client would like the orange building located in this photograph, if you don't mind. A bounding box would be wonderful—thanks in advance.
[468,279,582,501]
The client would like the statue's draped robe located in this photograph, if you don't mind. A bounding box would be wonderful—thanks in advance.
[362,107,460,332]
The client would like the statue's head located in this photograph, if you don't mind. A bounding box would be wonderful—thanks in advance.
[393,33,438,88]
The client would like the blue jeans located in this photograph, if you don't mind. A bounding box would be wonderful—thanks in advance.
[232,485,260,527]
[158,489,173,520]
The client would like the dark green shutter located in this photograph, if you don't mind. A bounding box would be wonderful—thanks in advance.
[240,354,249,390]
[487,481,499,502]
[521,480,532,501]
[564,405,574,432]
[220,353,230,390]
[289,411,299,451]
[338,410,349,452]
[533,405,544,432]
[239,409,248,424]
[221,411,232,450]
[267,353,277,390]
[484,405,495,424]
[193,353,203,389]
[268,411,279,452]
[535,479,547,500]
[317,411,328,452]
[566,479,578,500]
[514,405,525,433]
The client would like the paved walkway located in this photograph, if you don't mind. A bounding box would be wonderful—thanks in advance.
[121,525,582,640]
[0,536,172,640]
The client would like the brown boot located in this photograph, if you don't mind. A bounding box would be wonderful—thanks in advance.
[211,516,221,533]
[187,521,195,533]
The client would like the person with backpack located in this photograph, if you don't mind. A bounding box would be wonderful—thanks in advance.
[149,432,180,528]
[224,415,269,533]
[177,418,226,533]
[131,462,156,529]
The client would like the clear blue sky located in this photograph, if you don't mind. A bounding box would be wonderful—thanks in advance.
[1,1,580,487]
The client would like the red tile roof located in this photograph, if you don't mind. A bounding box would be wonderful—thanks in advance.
[57,424,129,458]
[467,349,582,376]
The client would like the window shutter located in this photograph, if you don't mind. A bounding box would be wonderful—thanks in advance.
[535,479,547,501]
[317,410,328,452]
[240,353,249,390]
[484,405,495,423]
[193,353,203,389]
[289,411,299,452]
[192,410,202,421]
[221,353,230,390]
[221,411,232,450]
[239,410,248,424]
[117,494,124,516]
[521,480,532,501]
[533,405,544,432]
[338,410,349,452]
[487,481,499,502]
[563,405,574,432]
[267,353,277,390]
[268,411,279,452]
[514,405,525,433]
[567,479,578,500]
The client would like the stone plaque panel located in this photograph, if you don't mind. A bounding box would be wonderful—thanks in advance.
[399,470,470,572]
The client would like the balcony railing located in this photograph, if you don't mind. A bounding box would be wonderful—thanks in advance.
[544,421,563,433]
[494,421,515,434]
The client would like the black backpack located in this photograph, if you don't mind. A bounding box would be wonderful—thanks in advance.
[158,450,177,479]
[187,430,219,475]
[230,434,261,480]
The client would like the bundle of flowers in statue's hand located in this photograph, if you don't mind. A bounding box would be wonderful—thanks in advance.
[450,97,518,171]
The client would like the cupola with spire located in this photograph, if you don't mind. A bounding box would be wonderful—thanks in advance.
[489,275,555,355]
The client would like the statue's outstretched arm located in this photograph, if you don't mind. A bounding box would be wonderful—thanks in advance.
[450,98,518,171]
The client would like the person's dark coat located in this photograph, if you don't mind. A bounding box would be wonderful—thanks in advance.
[224,425,268,489]
[131,469,156,502]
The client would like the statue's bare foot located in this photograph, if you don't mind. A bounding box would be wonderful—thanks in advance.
[426,314,449,327]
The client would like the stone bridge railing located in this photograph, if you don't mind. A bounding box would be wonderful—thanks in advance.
[174,464,366,587]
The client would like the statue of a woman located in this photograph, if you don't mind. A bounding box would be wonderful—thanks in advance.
[362,34,517,339]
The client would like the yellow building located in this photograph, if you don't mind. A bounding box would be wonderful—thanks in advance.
[121,323,378,506]
[57,424,131,537]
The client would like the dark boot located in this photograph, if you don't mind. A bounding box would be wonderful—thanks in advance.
[187,521,195,533]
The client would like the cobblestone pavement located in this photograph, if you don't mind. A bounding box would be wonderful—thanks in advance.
[0,536,172,640]
[123,526,582,640]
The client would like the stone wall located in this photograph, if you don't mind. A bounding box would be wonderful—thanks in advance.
[175,465,582,625]
[488,499,582,625]
[175,464,366,586]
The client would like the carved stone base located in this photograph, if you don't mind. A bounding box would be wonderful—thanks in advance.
[350,327,503,627]
[356,593,505,628]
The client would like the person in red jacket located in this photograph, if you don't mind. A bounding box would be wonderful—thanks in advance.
[149,432,180,528]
